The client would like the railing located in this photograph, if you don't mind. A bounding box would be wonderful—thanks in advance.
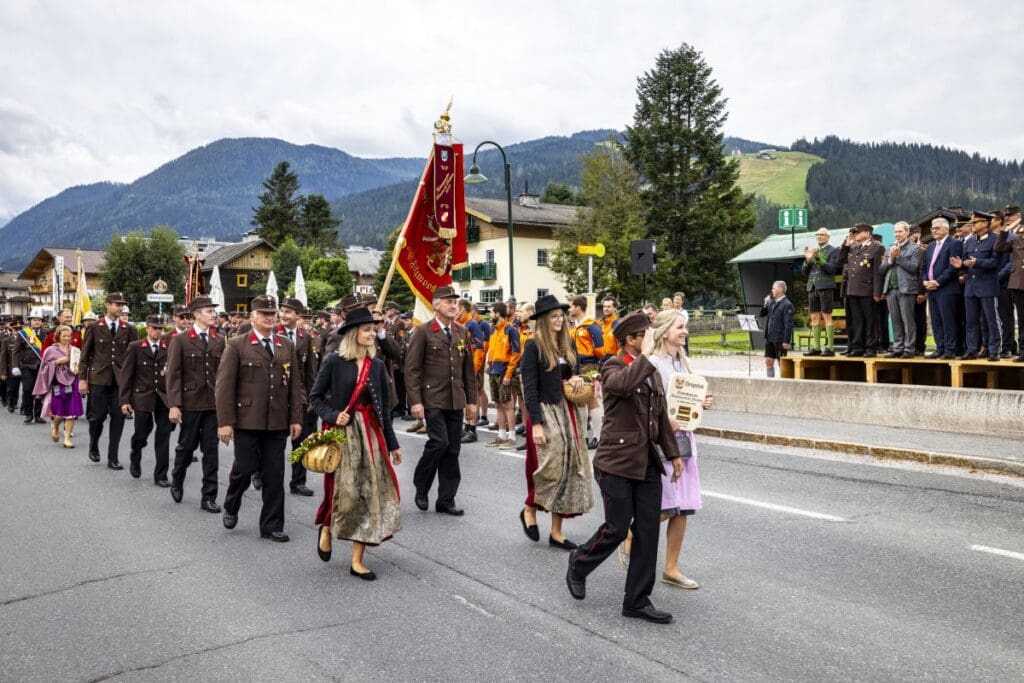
[470,262,497,281]
[452,267,471,283]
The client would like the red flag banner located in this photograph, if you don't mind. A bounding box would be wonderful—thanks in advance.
[396,142,468,307]
[184,251,205,305]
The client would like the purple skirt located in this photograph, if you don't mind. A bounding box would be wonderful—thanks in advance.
[47,382,83,419]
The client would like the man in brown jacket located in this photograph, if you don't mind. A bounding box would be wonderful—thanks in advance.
[836,223,885,357]
[119,315,174,485]
[567,311,682,625]
[165,296,224,512]
[217,295,303,542]
[78,292,135,467]
[404,286,477,516]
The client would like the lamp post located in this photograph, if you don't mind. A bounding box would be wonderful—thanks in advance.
[464,141,514,299]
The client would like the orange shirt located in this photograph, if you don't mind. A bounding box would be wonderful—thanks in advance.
[599,314,619,357]
[486,320,522,378]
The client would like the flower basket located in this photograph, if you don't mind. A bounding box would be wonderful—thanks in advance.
[563,376,595,407]
[289,428,346,474]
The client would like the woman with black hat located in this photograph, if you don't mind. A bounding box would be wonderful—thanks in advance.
[309,306,402,581]
[518,295,594,549]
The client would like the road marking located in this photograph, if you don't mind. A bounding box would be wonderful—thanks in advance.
[702,490,846,522]
[969,544,1024,561]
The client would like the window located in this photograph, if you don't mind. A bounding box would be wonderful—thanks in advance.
[485,249,495,264]
[479,288,502,304]
[537,249,549,267]
[236,273,248,288]
[461,291,471,300]
[536,288,549,299]
[235,303,248,313]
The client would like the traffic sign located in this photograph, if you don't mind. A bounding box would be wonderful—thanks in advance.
[146,293,174,303]
[778,208,808,230]
[577,243,606,257]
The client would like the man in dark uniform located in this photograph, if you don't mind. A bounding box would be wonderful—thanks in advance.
[119,315,174,485]
[163,305,191,340]
[166,295,224,512]
[217,295,303,542]
[77,293,134,465]
[273,296,318,496]
[995,204,1024,362]
[836,224,884,357]
[566,311,682,624]
[0,316,9,409]
[12,310,46,423]
[3,317,26,412]
[801,227,840,356]
[955,211,1001,361]
[404,285,477,516]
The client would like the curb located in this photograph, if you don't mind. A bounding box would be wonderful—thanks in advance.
[694,426,1024,479]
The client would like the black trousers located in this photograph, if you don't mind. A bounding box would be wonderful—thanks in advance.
[1012,290,1024,356]
[571,461,663,610]
[954,293,966,355]
[392,370,408,416]
[847,296,875,353]
[965,295,1000,356]
[5,376,20,411]
[288,408,319,488]
[87,383,125,461]
[873,299,889,350]
[414,407,464,507]
[171,410,219,501]
[20,368,42,419]
[130,402,174,482]
[998,288,1018,355]
[224,429,287,534]
[914,299,928,354]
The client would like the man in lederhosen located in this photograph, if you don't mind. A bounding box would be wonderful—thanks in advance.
[166,295,224,512]
[78,293,134,467]
[119,315,175,485]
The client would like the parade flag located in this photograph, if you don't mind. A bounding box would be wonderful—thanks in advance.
[294,266,308,307]
[53,256,64,313]
[184,247,205,305]
[71,254,91,326]
[18,326,43,360]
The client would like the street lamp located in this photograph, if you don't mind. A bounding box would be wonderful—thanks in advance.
[464,141,514,299]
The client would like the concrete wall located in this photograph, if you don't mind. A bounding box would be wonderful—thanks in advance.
[706,376,1024,439]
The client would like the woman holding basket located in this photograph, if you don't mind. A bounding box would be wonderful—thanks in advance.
[308,307,402,581]
[519,295,594,549]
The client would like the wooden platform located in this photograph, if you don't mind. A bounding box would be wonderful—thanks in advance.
[779,354,1024,390]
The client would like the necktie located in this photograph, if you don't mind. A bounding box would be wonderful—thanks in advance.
[262,338,274,358]
[928,240,942,281]
[444,327,452,343]
[288,330,294,343]
[110,321,117,336]
[152,344,157,357]
[200,332,208,347]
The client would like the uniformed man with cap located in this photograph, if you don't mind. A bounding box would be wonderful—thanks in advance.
[995,204,1024,361]
[78,293,135,465]
[836,224,884,356]
[119,315,175,485]
[953,211,1001,360]
[11,309,46,423]
[404,285,477,516]
[0,316,10,410]
[217,295,303,542]
[166,295,225,512]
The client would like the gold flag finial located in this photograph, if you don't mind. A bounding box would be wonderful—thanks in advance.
[434,97,453,135]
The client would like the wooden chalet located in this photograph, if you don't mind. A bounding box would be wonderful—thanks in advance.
[200,238,275,313]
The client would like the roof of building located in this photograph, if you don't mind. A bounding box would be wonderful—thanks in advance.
[0,272,29,291]
[729,224,896,264]
[466,197,583,228]
[346,247,383,277]
[18,247,107,281]
[201,239,274,271]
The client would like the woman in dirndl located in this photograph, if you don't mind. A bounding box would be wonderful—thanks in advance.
[519,295,594,550]
[308,307,402,581]
[33,325,83,448]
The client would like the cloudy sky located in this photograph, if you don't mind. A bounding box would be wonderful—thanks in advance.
[1,0,1020,222]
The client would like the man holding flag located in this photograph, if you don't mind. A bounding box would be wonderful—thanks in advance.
[13,310,46,424]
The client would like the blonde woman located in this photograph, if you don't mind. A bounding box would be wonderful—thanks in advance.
[33,325,82,448]
[619,309,712,589]
[519,295,594,548]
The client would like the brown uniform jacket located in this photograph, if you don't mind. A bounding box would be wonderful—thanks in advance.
[404,318,476,411]
[995,228,1024,291]
[118,338,170,412]
[276,325,317,401]
[215,332,303,431]
[0,331,13,377]
[78,317,134,385]
[593,353,680,481]
[837,240,884,298]
[165,327,224,412]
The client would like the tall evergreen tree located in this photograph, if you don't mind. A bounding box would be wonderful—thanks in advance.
[625,44,756,301]
[297,193,342,253]
[251,161,301,247]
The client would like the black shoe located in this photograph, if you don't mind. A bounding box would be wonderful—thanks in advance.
[941,353,956,360]
[261,531,290,542]
[223,512,238,529]
[960,353,978,360]
[988,355,1000,362]
[820,348,835,357]
[549,536,578,551]
[884,352,899,358]
[900,351,914,359]
[252,473,263,491]
[414,493,428,511]
[515,424,526,436]
[519,509,540,542]
[516,443,527,451]
[290,484,314,497]
[350,566,376,581]
[863,351,876,358]
[460,429,477,444]
[23,416,33,424]
[566,563,586,600]
[107,460,124,471]
[170,486,183,503]
[1000,351,1013,358]
[88,450,100,463]
[476,417,489,426]
[622,604,673,624]
[200,499,221,513]
[129,462,141,478]
[586,437,598,450]
[805,348,821,356]
[34,417,45,424]
[436,503,464,516]
[317,526,332,562]
[155,479,171,488]
[847,351,863,357]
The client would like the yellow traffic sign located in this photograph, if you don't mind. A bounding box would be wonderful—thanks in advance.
[577,243,605,257]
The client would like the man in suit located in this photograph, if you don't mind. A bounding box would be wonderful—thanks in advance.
[955,211,1002,361]
[78,292,134,467]
[922,217,965,359]
[880,221,923,358]
[801,227,840,356]
[404,285,477,516]
[274,296,318,497]
[995,204,1024,362]
[217,295,303,542]
[166,295,225,512]
[566,311,682,624]
[119,315,174,485]
[836,223,884,357]
[909,227,929,356]
[758,280,794,378]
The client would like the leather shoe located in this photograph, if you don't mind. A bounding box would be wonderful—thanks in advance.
[549,536,578,551]
[436,503,464,516]
[350,566,376,581]
[960,353,978,360]
[805,348,821,356]
[200,499,221,513]
[863,351,876,358]
[566,563,586,600]
[155,479,171,488]
[941,353,956,360]
[170,486,183,503]
[883,351,899,358]
[88,450,100,463]
[820,349,835,357]
[519,508,540,542]
[926,352,942,359]
[988,355,1000,362]
[129,462,141,479]
[290,484,314,496]
[460,429,477,444]
[900,351,914,359]
[252,473,263,491]
[622,604,673,624]
[414,493,428,511]
[34,417,46,424]
[260,531,290,542]
[107,460,124,471]
[317,526,332,562]
[223,512,238,529]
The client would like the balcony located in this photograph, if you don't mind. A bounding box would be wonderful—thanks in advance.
[452,267,471,283]
[470,262,497,281]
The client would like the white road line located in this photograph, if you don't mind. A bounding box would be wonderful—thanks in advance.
[969,544,1024,561]
[702,490,846,522]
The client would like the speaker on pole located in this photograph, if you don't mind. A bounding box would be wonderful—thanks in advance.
[631,239,657,275]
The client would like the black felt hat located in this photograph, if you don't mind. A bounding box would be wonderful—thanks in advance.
[337,306,376,335]
[530,294,570,320]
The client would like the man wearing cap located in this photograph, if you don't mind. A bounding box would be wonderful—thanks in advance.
[0,317,10,410]
[836,224,884,356]
[566,311,682,624]
[78,293,135,465]
[953,211,1001,361]
[163,305,191,341]
[278,297,318,496]
[119,315,174,484]
[995,204,1024,361]
[217,295,303,542]
[922,217,965,359]
[404,285,477,516]
[166,295,225,512]
[12,310,46,424]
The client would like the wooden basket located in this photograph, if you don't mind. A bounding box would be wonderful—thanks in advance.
[562,377,595,407]
[302,443,342,474]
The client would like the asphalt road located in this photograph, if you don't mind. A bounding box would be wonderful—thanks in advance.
[1,408,1023,682]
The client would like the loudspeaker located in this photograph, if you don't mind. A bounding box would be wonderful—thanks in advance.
[631,239,657,275]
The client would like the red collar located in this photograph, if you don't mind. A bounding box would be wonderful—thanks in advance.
[249,333,283,347]
[277,325,303,338]
[622,352,638,366]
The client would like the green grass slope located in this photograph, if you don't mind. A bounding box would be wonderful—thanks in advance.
[736,151,823,206]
